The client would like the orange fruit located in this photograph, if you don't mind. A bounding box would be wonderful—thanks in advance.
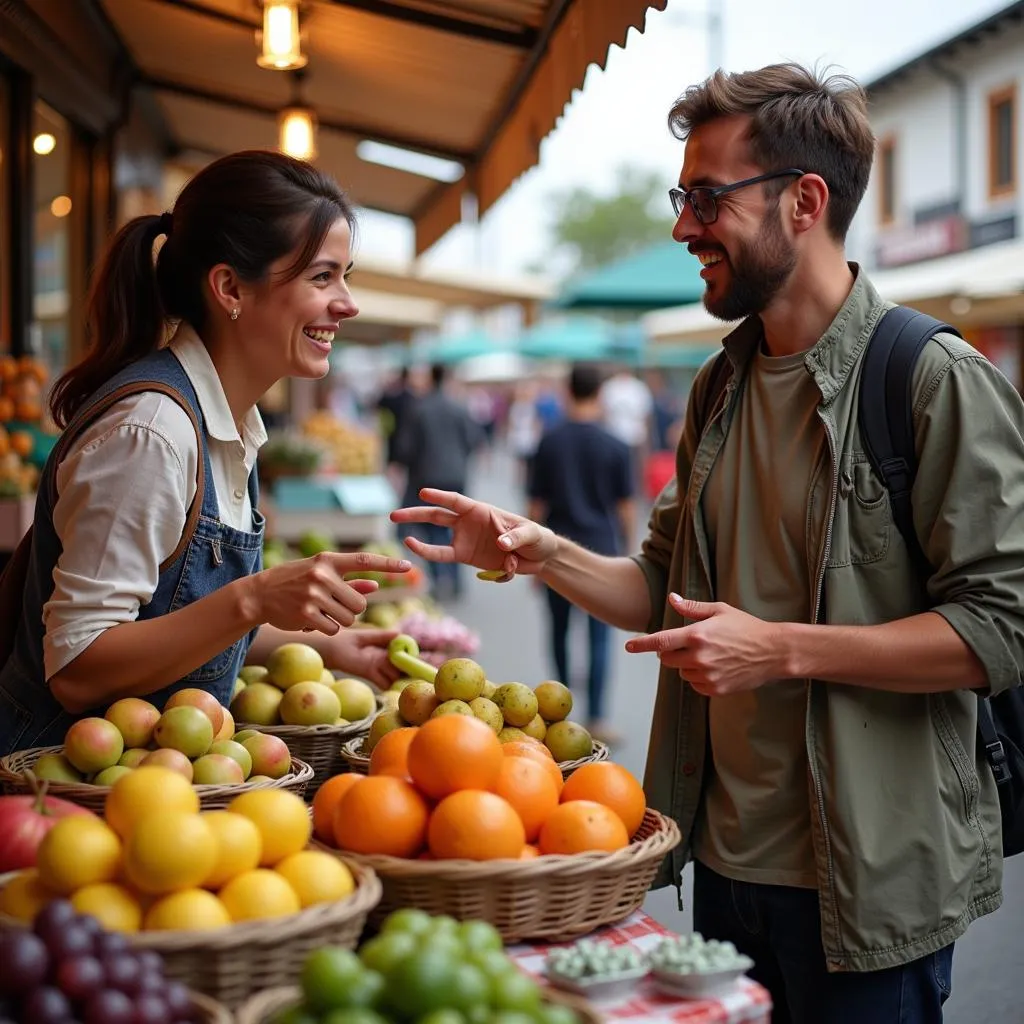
[490,756,560,842]
[427,790,525,861]
[519,844,540,860]
[408,715,503,800]
[502,740,554,760]
[560,762,647,837]
[334,775,429,858]
[537,800,629,855]
[368,726,418,779]
[503,742,563,795]
[312,774,364,844]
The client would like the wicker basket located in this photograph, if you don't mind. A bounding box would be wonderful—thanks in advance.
[238,717,373,799]
[235,984,603,1024]
[0,746,314,813]
[333,808,680,943]
[339,734,609,780]
[189,989,234,1024]
[0,858,381,1009]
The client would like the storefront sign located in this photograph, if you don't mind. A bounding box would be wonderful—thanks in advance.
[969,214,1017,249]
[876,215,968,267]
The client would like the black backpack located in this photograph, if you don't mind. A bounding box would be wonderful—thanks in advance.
[698,306,1024,857]
[858,306,1024,858]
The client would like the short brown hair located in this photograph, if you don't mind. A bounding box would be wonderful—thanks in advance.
[668,63,874,241]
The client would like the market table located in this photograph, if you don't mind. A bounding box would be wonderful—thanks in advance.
[507,910,772,1024]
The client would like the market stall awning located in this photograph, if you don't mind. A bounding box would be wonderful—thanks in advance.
[553,240,706,311]
[99,0,668,255]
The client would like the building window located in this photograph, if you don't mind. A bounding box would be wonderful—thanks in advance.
[988,85,1017,199]
[878,137,896,225]
[32,100,70,375]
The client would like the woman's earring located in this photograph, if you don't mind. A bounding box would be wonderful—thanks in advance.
[230,307,240,321]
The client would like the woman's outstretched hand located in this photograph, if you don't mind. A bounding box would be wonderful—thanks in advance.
[390,488,558,582]
[248,551,411,633]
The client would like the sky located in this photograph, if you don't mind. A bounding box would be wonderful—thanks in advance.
[355,0,1012,278]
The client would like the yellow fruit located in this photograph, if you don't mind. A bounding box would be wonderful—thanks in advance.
[105,766,199,839]
[201,811,262,889]
[219,869,300,922]
[70,883,143,933]
[36,817,122,895]
[274,851,355,908]
[0,870,57,922]
[143,889,232,931]
[123,812,217,896]
[227,789,311,866]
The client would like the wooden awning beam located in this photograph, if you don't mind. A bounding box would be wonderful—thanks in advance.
[143,74,475,163]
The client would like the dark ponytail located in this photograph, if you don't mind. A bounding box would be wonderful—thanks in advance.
[50,150,355,428]
[50,215,167,428]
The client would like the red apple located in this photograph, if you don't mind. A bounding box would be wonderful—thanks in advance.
[0,783,96,873]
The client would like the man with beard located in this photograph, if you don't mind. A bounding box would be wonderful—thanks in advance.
[391,63,1024,1024]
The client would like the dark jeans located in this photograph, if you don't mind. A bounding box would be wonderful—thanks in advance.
[693,861,954,1024]
[414,522,461,597]
[545,586,609,721]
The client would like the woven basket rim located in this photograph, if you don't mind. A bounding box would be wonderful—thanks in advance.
[323,808,680,880]
[189,987,233,1024]
[0,857,381,949]
[0,745,314,797]
[339,734,609,771]
[235,715,372,739]
[234,983,602,1024]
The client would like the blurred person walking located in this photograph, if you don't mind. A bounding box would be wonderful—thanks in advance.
[600,366,653,490]
[393,64,1024,1024]
[394,363,482,599]
[527,364,635,744]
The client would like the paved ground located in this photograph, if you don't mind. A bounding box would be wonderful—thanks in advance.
[416,445,1024,1023]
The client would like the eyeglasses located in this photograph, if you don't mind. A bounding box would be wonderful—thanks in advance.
[669,168,805,225]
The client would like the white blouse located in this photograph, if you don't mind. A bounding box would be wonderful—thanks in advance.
[42,326,267,680]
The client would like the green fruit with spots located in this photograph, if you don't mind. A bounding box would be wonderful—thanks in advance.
[434,659,486,702]
[492,684,538,729]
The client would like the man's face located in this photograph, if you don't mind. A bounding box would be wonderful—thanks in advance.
[673,116,797,322]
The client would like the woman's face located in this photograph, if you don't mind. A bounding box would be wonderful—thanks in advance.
[243,216,358,381]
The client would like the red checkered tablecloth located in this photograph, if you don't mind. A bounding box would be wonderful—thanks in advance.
[507,911,772,1024]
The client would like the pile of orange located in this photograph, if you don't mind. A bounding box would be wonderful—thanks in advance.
[313,715,647,862]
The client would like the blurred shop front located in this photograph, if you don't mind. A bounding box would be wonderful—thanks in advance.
[0,1,165,374]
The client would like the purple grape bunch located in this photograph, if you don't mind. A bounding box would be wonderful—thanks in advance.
[0,901,200,1024]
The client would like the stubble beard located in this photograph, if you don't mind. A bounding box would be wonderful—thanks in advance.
[703,204,798,323]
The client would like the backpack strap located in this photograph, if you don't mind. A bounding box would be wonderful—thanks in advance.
[857,306,960,581]
[856,308,1019,799]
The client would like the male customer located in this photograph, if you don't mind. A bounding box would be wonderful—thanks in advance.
[527,364,635,743]
[393,63,1024,1023]
[393,363,481,599]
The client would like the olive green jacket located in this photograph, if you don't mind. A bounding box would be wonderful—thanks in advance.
[635,268,1024,972]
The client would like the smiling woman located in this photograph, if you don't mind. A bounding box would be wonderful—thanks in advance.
[0,151,409,756]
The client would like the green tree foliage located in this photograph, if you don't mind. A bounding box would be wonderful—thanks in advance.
[544,165,676,273]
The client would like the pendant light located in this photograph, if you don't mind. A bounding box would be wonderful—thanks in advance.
[257,0,307,71]
[278,70,317,160]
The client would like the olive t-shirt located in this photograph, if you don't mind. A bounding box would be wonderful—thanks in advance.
[694,346,826,888]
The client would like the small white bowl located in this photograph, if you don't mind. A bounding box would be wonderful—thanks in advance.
[544,964,650,999]
[650,956,754,998]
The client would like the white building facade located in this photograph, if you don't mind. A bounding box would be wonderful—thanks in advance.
[647,2,1024,388]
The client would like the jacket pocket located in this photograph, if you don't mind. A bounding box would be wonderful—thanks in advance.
[932,694,991,879]
[826,455,891,567]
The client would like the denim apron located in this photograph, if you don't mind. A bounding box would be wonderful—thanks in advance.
[0,349,263,755]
